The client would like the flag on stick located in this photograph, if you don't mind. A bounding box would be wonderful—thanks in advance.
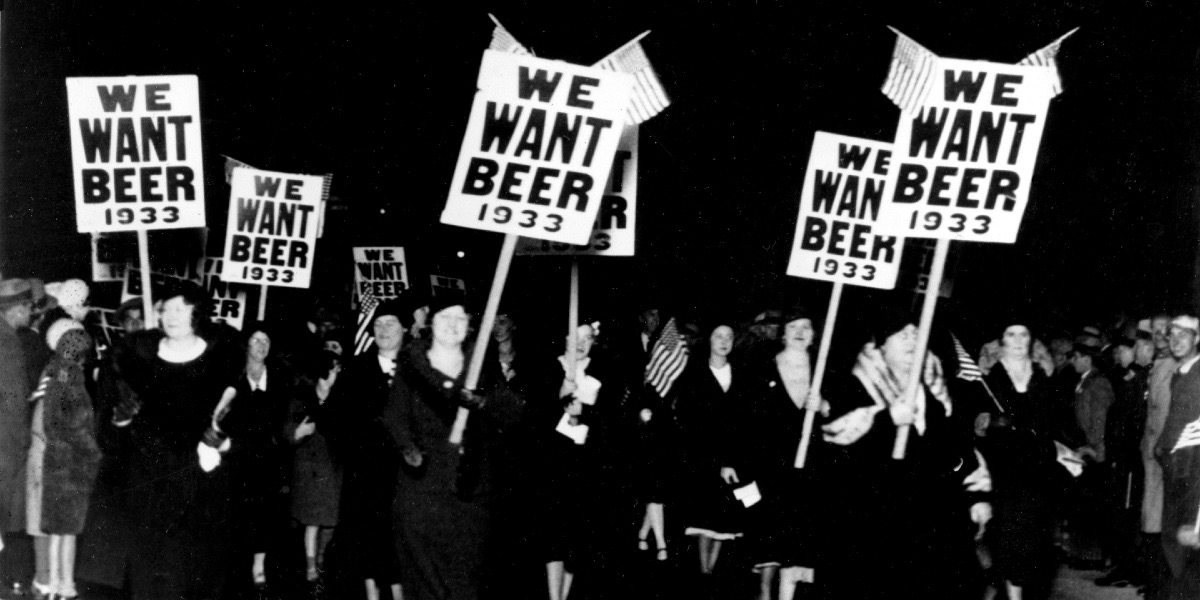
[1018,27,1078,97]
[951,333,1005,413]
[222,155,256,184]
[1172,415,1200,452]
[488,14,531,56]
[645,316,688,397]
[354,288,381,355]
[594,31,670,125]
[881,27,937,117]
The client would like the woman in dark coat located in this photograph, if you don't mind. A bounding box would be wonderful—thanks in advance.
[114,284,244,600]
[285,351,343,585]
[976,321,1067,600]
[382,299,524,600]
[818,307,986,600]
[675,322,748,575]
[221,326,294,594]
[740,309,829,600]
[531,321,626,600]
[25,323,102,599]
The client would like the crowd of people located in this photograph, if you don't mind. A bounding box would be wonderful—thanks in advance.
[0,273,1197,600]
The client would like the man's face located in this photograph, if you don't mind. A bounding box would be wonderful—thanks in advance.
[1169,325,1198,360]
[639,309,660,336]
[1135,339,1155,366]
[1071,352,1090,374]
[373,315,405,353]
[121,308,144,332]
[1153,316,1171,351]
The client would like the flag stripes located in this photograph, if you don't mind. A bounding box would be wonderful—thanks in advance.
[594,32,670,125]
[951,333,983,382]
[881,27,937,116]
[488,14,531,56]
[1172,416,1200,452]
[1019,27,1078,97]
[645,316,688,397]
[354,288,381,356]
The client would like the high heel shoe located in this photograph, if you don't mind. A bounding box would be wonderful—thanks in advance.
[638,536,649,551]
[656,545,668,561]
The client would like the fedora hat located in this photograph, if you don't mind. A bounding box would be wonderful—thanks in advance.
[0,279,32,309]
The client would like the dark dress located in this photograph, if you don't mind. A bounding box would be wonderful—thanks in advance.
[116,330,243,600]
[322,350,402,587]
[676,360,747,541]
[26,344,102,535]
[222,365,293,554]
[821,373,983,600]
[0,321,31,534]
[978,361,1065,596]
[739,357,831,572]
[381,340,525,600]
[528,354,626,571]
[286,387,342,527]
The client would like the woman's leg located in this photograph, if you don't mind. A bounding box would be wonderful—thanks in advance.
[546,561,564,600]
[1005,581,1023,600]
[779,566,800,600]
[317,526,334,570]
[638,508,652,548]
[758,565,778,600]
[648,503,667,559]
[707,539,724,573]
[47,535,62,595]
[32,535,50,593]
[60,535,77,598]
[389,582,403,600]
[365,578,380,600]
[698,536,712,573]
[252,551,266,586]
[304,525,319,581]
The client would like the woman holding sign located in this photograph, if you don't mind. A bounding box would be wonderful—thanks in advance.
[740,308,831,600]
[382,298,524,600]
[113,283,243,600]
[818,305,985,599]
[529,320,626,600]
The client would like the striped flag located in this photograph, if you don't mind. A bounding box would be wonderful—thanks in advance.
[951,333,983,382]
[1172,416,1200,452]
[488,14,531,56]
[353,288,381,356]
[594,32,670,125]
[222,155,256,184]
[645,317,689,397]
[1018,27,1078,97]
[881,27,938,117]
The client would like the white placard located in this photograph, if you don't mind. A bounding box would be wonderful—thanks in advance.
[516,125,638,256]
[67,75,205,233]
[442,50,633,244]
[353,247,409,300]
[876,59,1055,243]
[221,167,324,289]
[787,132,904,289]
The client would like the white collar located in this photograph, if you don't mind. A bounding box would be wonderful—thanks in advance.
[248,369,268,392]
[1179,354,1200,374]
[377,354,396,373]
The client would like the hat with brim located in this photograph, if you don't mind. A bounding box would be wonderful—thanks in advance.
[0,279,32,310]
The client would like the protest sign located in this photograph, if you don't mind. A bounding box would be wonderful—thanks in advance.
[201,258,247,330]
[67,75,204,233]
[353,247,409,300]
[516,125,638,256]
[876,58,1056,243]
[91,233,129,282]
[221,167,324,289]
[787,132,904,289]
[121,264,200,304]
[442,50,633,244]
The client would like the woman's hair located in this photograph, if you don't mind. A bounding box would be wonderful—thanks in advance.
[301,350,342,384]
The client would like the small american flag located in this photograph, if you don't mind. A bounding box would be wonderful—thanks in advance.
[951,333,983,382]
[488,14,531,56]
[881,27,937,117]
[1018,27,1078,98]
[222,155,256,184]
[1172,415,1200,452]
[594,32,670,125]
[353,288,381,356]
[645,317,688,397]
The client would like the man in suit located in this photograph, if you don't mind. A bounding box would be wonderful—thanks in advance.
[1066,343,1116,567]
[1155,315,1200,596]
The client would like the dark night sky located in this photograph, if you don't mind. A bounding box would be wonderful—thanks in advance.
[2,1,1198,335]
